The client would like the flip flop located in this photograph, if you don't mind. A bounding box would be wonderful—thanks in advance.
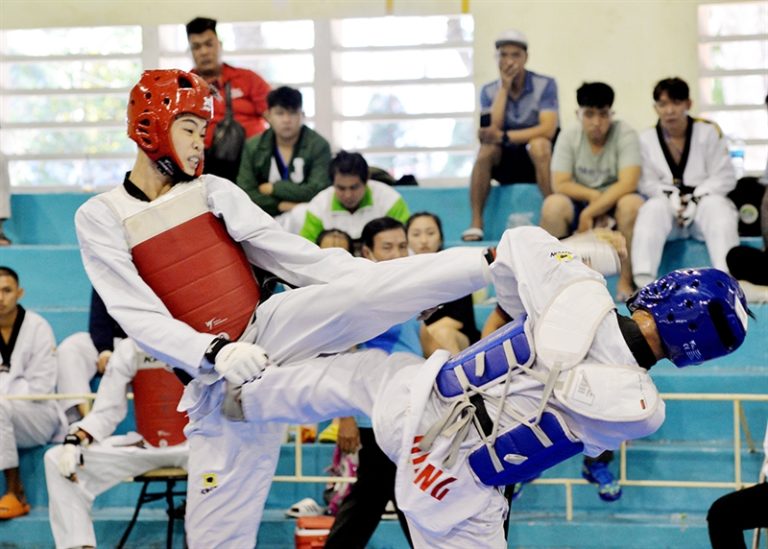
[0,493,30,519]
[461,227,484,242]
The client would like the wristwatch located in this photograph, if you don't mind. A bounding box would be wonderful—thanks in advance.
[63,434,81,446]
[501,131,510,146]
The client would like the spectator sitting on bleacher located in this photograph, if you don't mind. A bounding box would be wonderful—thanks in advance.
[407,212,480,352]
[56,288,126,423]
[0,266,63,519]
[725,95,768,303]
[0,154,10,245]
[317,228,355,255]
[540,82,643,301]
[44,338,188,549]
[707,419,768,549]
[632,77,739,287]
[462,29,559,242]
[236,86,331,232]
[299,151,410,248]
[726,178,768,302]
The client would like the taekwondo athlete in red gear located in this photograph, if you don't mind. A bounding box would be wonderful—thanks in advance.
[44,339,188,549]
[228,227,750,549]
[74,69,493,549]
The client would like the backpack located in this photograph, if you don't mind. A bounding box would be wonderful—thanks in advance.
[322,446,358,516]
[728,176,767,237]
[206,82,246,182]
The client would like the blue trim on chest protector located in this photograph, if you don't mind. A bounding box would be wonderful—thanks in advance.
[436,315,531,398]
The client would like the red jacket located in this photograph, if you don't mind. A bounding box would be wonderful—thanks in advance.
[194,63,271,148]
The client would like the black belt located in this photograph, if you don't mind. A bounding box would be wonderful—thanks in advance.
[173,368,193,386]
[469,393,494,437]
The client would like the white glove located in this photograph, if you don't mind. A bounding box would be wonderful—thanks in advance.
[213,342,272,385]
[660,184,682,210]
[677,195,697,228]
[58,435,83,480]
[562,231,622,277]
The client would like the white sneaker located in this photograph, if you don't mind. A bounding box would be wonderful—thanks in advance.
[286,497,324,518]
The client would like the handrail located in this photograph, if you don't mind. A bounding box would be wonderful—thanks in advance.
[5,391,767,520]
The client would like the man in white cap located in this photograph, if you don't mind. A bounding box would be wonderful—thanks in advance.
[463,29,559,241]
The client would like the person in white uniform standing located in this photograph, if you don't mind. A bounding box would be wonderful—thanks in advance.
[231,226,750,548]
[56,288,126,423]
[0,266,62,519]
[44,338,188,549]
[74,69,492,549]
[631,77,739,287]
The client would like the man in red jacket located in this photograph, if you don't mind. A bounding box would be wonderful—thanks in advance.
[186,17,271,148]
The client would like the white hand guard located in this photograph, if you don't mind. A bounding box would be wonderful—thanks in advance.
[660,184,682,211]
[562,232,621,276]
[58,434,83,480]
[213,342,272,385]
[677,195,697,228]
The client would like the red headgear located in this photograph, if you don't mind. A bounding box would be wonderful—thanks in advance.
[127,69,213,179]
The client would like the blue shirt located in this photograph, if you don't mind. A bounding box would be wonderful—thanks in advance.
[479,70,559,131]
[355,317,423,428]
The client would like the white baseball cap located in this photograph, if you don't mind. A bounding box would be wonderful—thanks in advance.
[495,29,528,50]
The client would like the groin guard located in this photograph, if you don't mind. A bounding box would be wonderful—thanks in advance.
[121,181,260,341]
[132,352,187,447]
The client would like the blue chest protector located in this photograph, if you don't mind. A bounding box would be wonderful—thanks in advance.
[431,316,584,486]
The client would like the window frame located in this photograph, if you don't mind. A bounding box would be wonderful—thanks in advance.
[1,15,475,191]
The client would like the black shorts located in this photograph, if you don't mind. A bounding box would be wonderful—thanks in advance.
[491,143,536,184]
[492,129,559,184]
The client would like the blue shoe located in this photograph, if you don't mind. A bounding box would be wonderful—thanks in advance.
[582,461,622,502]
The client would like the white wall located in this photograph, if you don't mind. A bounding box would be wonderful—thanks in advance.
[0,0,745,131]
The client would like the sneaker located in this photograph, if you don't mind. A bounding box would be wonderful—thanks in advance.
[582,461,622,502]
[286,497,324,518]
[381,500,397,520]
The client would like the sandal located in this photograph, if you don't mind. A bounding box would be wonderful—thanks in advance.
[461,227,485,242]
[0,493,30,519]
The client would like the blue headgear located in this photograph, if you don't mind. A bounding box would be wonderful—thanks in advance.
[627,268,748,367]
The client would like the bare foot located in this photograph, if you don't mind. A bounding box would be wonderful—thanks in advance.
[615,278,635,302]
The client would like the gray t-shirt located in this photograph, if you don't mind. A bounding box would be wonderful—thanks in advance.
[551,120,641,191]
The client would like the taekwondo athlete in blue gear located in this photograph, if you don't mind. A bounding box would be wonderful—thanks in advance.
[226,227,750,549]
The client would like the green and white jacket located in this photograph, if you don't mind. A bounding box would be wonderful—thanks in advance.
[299,180,410,243]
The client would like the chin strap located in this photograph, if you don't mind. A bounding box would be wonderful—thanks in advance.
[156,156,195,183]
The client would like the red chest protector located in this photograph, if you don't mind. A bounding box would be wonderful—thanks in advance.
[123,182,260,341]
[132,355,187,447]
